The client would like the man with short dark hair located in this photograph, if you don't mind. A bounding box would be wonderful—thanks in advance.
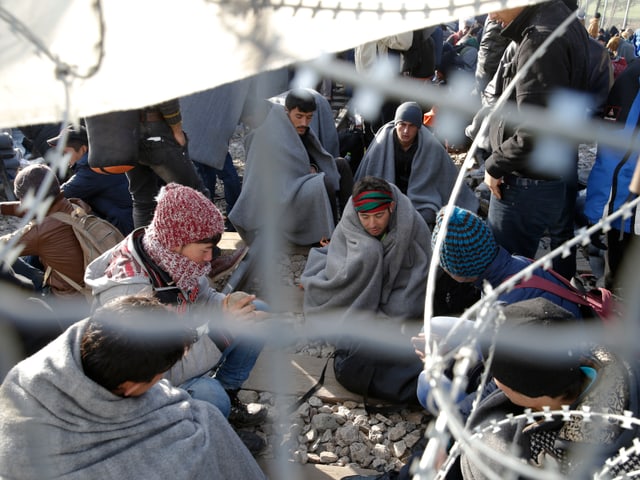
[229,88,353,245]
[0,295,267,479]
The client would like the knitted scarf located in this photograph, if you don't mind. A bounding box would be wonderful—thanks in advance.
[142,226,211,294]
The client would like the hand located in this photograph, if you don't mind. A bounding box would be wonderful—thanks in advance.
[411,332,426,360]
[484,171,503,200]
[223,292,267,322]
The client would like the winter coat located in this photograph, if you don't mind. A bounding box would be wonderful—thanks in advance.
[84,229,225,386]
[61,153,133,235]
[0,194,90,296]
[485,0,590,180]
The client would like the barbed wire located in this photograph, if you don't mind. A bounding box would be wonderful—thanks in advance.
[1,1,640,479]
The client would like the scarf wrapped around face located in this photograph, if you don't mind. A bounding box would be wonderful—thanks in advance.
[142,225,211,294]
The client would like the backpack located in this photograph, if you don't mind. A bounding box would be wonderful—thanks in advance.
[512,269,622,324]
[49,207,124,299]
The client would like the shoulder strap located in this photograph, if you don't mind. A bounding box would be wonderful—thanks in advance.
[511,272,591,308]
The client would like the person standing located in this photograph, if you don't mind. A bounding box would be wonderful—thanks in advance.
[483,1,590,280]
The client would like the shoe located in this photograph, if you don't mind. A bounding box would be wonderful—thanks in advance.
[209,246,249,281]
[228,392,268,428]
[236,429,267,456]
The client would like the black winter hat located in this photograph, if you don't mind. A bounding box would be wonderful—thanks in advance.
[488,298,585,398]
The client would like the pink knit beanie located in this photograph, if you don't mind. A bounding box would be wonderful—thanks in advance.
[151,183,224,249]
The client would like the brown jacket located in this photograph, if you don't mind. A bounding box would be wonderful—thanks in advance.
[0,194,90,297]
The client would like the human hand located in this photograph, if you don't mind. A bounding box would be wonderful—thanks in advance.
[484,171,503,200]
[411,332,426,360]
[223,292,267,322]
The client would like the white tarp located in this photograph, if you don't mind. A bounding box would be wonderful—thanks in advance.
[0,0,539,128]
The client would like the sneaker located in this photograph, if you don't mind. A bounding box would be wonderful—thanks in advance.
[228,392,268,428]
[236,430,267,456]
[209,245,249,281]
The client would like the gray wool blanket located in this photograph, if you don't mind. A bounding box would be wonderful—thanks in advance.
[271,88,341,157]
[301,184,432,320]
[354,122,479,224]
[180,79,251,169]
[0,321,266,480]
[228,103,340,245]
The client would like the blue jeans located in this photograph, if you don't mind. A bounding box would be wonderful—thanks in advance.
[194,152,241,214]
[488,177,566,260]
[178,339,262,417]
[178,300,267,416]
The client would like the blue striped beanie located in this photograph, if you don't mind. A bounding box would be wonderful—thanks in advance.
[432,206,498,278]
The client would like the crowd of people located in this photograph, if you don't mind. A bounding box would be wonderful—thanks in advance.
[0,0,639,478]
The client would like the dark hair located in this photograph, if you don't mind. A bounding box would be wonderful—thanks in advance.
[285,88,317,113]
[13,163,60,201]
[353,176,392,197]
[195,232,222,246]
[81,295,196,392]
[595,11,601,18]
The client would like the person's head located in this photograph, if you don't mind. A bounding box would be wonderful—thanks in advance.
[80,295,196,397]
[285,88,317,136]
[432,206,499,282]
[606,35,621,55]
[352,176,396,238]
[13,163,61,202]
[149,183,224,265]
[393,102,422,151]
[47,125,88,167]
[488,6,526,27]
[488,298,585,410]
[594,11,601,19]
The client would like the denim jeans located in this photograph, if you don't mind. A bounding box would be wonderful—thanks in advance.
[488,178,566,261]
[178,301,267,416]
[194,152,241,214]
[178,339,262,417]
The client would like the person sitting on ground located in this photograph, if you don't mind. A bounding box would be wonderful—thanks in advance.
[301,176,432,320]
[432,205,584,318]
[84,183,268,453]
[458,298,640,479]
[0,294,267,479]
[301,176,432,407]
[229,88,353,246]
[354,101,478,231]
[347,298,638,480]
[0,164,90,304]
[48,124,134,236]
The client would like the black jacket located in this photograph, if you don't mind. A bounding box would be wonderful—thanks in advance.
[486,0,590,179]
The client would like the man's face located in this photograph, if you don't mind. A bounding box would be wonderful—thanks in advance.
[357,204,394,237]
[286,107,314,135]
[174,242,214,265]
[488,6,524,27]
[64,145,87,167]
[394,121,419,150]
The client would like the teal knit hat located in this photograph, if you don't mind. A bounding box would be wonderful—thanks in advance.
[432,206,499,278]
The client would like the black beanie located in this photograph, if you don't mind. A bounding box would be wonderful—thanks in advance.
[488,298,584,398]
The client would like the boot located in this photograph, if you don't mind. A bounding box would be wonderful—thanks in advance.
[227,389,268,428]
